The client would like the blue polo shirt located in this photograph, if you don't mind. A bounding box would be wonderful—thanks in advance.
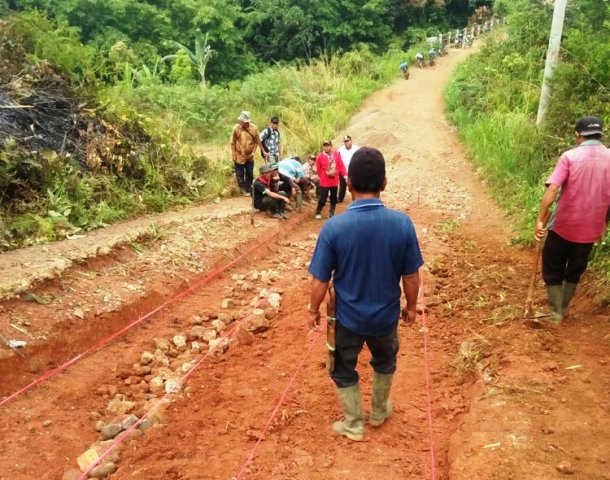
[308,199,423,336]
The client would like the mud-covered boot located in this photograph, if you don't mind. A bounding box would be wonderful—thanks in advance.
[329,205,336,218]
[545,285,564,324]
[333,384,364,441]
[369,372,394,426]
[562,281,578,319]
[295,190,303,213]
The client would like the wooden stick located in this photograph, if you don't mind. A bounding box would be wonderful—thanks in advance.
[0,105,34,109]
[523,240,541,318]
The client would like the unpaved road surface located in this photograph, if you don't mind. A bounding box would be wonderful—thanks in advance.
[1,47,609,480]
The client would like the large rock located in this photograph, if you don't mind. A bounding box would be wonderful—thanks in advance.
[139,351,154,366]
[202,329,217,343]
[172,334,187,351]
[217,313,234,325]
[149,377,164,395]
[190,325,206,340]
[234,325,254,346]
[100,423,122,440]
[153,350,170,367]
[106,395,136,416]
[211,319,226,333]
[245,309,270,333]
[152,337,170,352]
[267,293,281,308]
[89,461,117,478]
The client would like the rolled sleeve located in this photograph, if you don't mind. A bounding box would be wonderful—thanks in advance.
[546,155,569,187]
[308,233,336,282]
[401,221,424,275]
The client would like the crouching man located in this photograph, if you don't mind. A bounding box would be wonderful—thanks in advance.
[307,147,424,441]
[253,164,289,219]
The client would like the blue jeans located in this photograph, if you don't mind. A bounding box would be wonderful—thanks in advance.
[331,321,399,388]
[234,160,254,193]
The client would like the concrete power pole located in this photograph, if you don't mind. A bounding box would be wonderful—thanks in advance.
[536,0,568,126]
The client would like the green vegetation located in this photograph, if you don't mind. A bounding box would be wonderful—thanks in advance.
[445,0,610,274]
[1,1,493,250]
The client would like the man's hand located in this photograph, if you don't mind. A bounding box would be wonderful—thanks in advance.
[534,220,547,242]
[308,311,321,331]
[401,307,416,326]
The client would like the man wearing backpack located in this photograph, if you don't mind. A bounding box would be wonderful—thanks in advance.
[315,139,346,220]
[260,116,282,164]
[230,111,261,196]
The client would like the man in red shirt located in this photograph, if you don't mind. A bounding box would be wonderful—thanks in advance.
[535,115,610,323]
[315,139,346,220]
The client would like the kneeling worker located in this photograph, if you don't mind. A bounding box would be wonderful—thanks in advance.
[253,164,289,219]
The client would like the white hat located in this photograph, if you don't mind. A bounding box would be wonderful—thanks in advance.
[238,111,252,122]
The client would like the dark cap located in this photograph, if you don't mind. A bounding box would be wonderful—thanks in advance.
[322,139,332,146]
[575,115,603,136]
[343,135,352,142]
[259,164,272,173]
[348,147,386,193]
[270,116,279,123]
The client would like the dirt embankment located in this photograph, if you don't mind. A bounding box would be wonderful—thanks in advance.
[0,45,609,480]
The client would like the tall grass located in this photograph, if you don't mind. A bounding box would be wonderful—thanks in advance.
[100,45,413,169]
[444,28,610,276]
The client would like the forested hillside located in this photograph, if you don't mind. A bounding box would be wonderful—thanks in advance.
[445,0,610,274]
[0,0,493,250]
[3,0,487,83]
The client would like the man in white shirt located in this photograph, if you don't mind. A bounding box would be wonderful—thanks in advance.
[338,135,360,203]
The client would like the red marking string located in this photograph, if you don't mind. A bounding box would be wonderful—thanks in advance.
[76,303,256,480]
[418,272,437,480]
[235,324,324,479]
[1,235,272,408]
[411,192,438,480]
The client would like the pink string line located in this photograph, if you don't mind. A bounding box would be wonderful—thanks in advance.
[235,324,324,479]
[0,236,271,408]
[419,272,437,480]
[410,193,438,480]
[76,307,252,480]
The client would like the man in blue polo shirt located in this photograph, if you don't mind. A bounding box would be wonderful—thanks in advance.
[308,147,423,441]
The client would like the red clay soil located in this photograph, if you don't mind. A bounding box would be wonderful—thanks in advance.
[0,47,609,480]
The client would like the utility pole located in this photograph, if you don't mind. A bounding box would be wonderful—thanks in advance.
[536,0,568,126]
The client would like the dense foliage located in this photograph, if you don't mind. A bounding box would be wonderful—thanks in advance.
[445,0,610,274]
[4,0,491,83]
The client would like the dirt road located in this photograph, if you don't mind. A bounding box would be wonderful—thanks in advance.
[1,47,609,480]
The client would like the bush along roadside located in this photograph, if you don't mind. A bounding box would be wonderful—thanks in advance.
[444,0,610,276]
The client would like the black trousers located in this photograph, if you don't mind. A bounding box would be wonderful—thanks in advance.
[331,321,399,388]
[316,186,338,214]
[338,175,347,202]
[542,229,594,285]
[234,160,254,193]
[257,195,285,214]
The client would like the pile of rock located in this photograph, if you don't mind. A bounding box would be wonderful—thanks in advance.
[66,289,285,478]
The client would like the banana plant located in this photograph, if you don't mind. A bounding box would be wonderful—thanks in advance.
[163,33,214,88]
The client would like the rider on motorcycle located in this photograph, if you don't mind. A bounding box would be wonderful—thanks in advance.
[415,52,425,68]
[428,48,437,66]
[399,61,409,78]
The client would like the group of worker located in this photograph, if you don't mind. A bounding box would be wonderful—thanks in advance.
[230,111,360,220]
